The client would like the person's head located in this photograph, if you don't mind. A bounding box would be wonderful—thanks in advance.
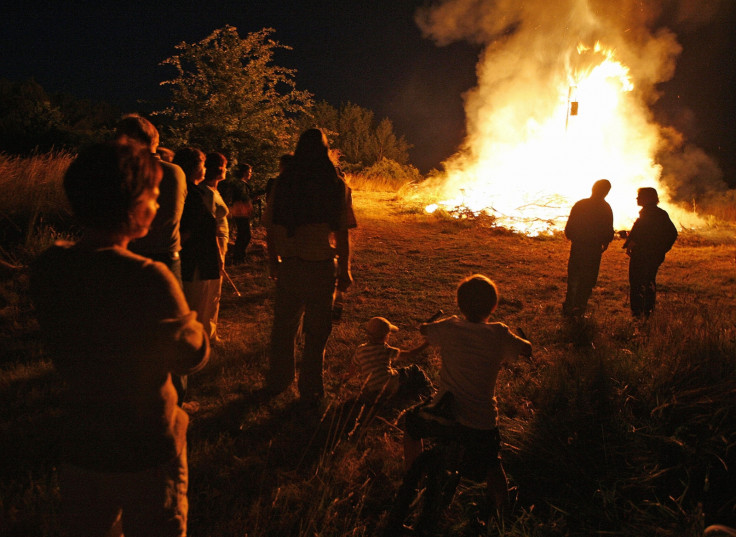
[63,141,162,238]
[457,274,498,323]
[365,316,398,344]
[293,128,330,163]
[174,147,206,184]
[636,187,659,207]
[591,179,611,199]
[278,153,293,173]
[234,163,252,181]
[204,152,227,185]
[115,114,159,153]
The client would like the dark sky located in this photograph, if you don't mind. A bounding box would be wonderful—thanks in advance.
[0,0,734,179]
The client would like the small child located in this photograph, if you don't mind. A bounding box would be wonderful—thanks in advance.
[353,316,434,402]
[403,274,532,518]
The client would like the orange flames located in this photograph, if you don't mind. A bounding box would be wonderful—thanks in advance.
[411,41,694,235]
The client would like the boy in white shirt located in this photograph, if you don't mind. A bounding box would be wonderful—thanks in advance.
[403,274,532,518]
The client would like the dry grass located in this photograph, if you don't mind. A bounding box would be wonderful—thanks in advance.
[1,191,734,536]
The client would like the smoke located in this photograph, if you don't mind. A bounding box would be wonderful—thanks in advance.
[413,0,727,219]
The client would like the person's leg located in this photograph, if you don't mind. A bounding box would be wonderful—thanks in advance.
[231,218,247,263]
[629,257,645,317]
[486,461,509,521]
[299,260,336,401]
[642,258,661,316]
[197,278,221,340]
[576,250,602,313]
[563,249,579,315]
[241,218,252,257]
[403,434,424,472]
[120,448,188,537]
[58,463,123,537]
[267,261,304,393]
[211,276,223,339]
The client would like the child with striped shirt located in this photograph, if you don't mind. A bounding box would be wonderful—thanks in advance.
[353,316,433,402]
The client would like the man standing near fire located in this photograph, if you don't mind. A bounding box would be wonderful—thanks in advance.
[562,179,614,317]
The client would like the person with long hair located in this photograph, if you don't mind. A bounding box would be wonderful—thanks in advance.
[265,128,357,403]
[29,141,209,536]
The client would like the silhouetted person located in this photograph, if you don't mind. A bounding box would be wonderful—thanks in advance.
[562,179,614,317]
[116,114,187,287]
[265,128,356,403]
[623,187,677,317]
[224,163,254,264]
[29,141,209,536]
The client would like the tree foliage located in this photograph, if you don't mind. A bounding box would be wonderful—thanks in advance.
[158,26,313,172]
[0,78,116,155]
[303,101,411,171]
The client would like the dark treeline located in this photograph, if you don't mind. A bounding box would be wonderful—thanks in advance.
[0,78,120,155]
[0,25,414,183]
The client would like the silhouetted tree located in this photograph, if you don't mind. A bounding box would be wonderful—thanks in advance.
[302,101,410,171]
[0,79,65,154]
[0,78,118,154]
[157,26,313,173]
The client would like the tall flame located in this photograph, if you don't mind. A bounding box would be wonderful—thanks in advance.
[409,0,709,235]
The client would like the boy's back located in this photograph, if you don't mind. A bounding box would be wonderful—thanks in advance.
[421,316,529,430]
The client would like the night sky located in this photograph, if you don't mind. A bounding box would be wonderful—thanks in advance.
[1,0,734,180]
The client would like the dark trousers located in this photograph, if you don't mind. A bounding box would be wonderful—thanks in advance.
[231,217,251,263]
[563,243,602,316]
[267,258,336,399]
[629,255,662,317]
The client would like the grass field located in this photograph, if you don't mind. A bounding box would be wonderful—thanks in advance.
[1,190,734,536]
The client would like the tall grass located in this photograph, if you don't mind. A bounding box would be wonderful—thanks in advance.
[502,301,735,536]
[346,158,422,192]
[0,151,75,260]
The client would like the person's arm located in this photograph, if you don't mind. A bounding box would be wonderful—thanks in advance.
[564,202,580,241]
[149,265,210,375]
[335,228,352,291]
[398,338,429,359]
[601,205,615,252]
[161,312,210,375]
[502,325,532,361]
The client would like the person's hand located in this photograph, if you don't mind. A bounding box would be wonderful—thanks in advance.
[336,269,353,292]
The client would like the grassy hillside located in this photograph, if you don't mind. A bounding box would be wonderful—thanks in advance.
[1,191,734,536]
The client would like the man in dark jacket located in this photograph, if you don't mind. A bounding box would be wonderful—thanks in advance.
[563,179,614,317]
[623,187,678,317]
